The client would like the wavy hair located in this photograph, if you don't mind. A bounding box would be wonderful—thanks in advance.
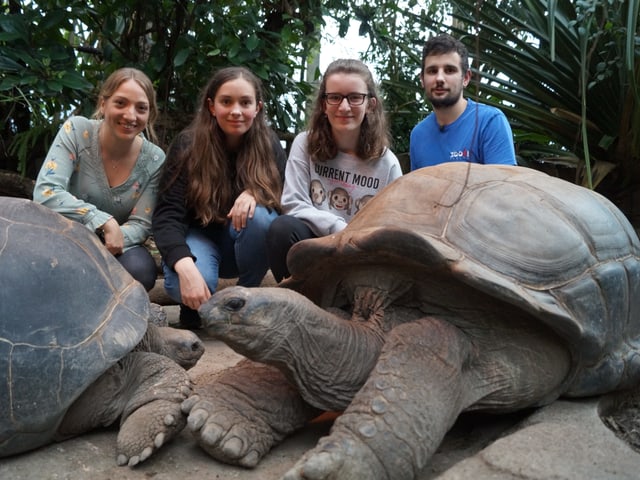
[306,59,390,162]
[165,66,282,224]
[91,67,159,144]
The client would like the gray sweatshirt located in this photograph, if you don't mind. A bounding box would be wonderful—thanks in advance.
[281,131,403,236]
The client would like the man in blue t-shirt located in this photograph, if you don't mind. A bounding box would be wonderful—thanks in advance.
[410,34,517,170]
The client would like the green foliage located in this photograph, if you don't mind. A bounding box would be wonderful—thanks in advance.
[391,0,638,191]
[458,0,639,192]
[0,2,94,174]
[0,0,327,174]
[1,0,638,202]
[342,0,639,194]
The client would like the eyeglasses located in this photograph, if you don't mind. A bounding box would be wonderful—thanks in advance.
[323,93,371,106]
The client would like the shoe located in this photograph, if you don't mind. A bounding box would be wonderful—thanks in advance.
[178,304,202,330]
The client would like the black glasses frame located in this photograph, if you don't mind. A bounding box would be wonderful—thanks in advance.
[323,92,371,105]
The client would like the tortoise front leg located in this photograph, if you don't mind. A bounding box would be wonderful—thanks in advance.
[57,352,192,467]
[283,312,572,480]
[282,317,478,480]
[184,359,321,468]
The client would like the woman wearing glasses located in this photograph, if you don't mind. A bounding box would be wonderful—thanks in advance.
[267,58,402,282]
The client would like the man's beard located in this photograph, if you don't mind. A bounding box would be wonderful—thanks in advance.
[429,92,460,109]
[427,85,462,108]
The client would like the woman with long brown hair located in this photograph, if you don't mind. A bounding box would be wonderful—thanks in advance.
[267,59,402,282]
[153,66,285,328]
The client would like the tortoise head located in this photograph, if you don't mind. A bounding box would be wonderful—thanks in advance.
[199,286,329,362]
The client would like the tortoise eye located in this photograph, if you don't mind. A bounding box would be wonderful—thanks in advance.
[225,298,245,311]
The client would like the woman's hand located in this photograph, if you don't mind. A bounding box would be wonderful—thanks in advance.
[174,257,211,310]
[227,190,256,231]
[101,217,124,256]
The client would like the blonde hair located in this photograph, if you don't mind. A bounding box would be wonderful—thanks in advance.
[92,67,159,144]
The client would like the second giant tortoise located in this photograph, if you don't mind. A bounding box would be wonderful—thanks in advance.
[0,197,204,466]
[185,163,640,479]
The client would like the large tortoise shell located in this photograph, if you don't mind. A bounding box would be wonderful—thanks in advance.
[285,163,640,397]
[0,197,149,455]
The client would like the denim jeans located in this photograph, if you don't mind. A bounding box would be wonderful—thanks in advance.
[163,205,278,303]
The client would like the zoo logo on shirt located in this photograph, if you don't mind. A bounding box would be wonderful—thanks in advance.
[449,149,470,162]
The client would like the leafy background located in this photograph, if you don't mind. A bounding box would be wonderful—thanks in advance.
[1,0,638,219]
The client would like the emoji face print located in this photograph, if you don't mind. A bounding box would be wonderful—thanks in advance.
[310,179,326,206]
[329,187,352,215]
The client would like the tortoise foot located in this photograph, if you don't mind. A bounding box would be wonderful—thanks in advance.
[282,432,381,480]
[183,394,275,468]
[183,360,317,467]
[116,399,187,467]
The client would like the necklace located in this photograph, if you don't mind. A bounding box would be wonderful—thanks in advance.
[101,136,141,171]
[101,152,123,170]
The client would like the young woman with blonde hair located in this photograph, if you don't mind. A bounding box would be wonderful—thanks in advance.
[34,67,165,291]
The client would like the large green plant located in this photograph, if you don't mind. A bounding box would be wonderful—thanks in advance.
[0,0,330,176]
[0,2,94,175]
[351,0,639,196]
[446,0,639,193]
[416,0,639,193]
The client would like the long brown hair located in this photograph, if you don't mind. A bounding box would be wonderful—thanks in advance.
[166,66,282,224]
[306,59,390,162]
[91,67,159,144]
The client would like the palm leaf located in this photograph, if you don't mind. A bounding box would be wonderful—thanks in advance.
[412,0,639,191]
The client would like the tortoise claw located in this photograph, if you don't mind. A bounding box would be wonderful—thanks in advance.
[186,396,270,468]
[282,434,380,480]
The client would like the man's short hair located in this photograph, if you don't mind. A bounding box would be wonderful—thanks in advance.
[421,34,470,76]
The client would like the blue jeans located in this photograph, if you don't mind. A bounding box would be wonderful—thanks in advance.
[163,205,278,303]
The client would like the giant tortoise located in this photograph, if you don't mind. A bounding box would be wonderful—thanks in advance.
[0,197,204,466]
[184,163,640,479]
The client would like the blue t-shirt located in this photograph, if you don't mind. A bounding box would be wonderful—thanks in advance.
[409,99,516,170]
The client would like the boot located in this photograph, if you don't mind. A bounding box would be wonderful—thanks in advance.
[178,304,202,330]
